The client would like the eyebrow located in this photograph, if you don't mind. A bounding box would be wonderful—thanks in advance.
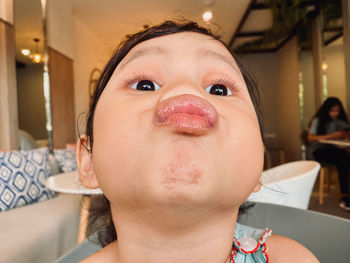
[197,48,240,74]
[118,46,168,70]
[118,45,240,74]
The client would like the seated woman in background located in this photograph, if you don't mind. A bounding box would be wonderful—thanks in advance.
[308,97,350,211]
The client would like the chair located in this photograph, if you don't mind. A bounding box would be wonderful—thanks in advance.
[264,147,285,169]
[238,202,350,263]
[247,161,320,209]
[317,163,334,205]
[56,202,350,263]
[300,133,336,205]
[55,233,101,263]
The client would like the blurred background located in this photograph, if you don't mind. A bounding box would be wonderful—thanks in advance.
[1,0,349,216]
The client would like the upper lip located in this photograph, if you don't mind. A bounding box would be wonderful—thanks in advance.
[155,94,218,127]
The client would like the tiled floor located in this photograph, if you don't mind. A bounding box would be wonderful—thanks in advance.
[308,172,350,220]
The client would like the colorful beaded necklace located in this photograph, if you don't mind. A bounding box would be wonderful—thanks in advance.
[230,228,272,263]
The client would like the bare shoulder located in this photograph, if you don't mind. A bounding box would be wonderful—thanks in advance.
[79,242,116,263]
[79,250,104,263]
[267,234,319,263]
[79,253,97,263]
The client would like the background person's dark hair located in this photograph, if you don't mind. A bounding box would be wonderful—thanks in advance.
[309,97,348,135]
[83,20,264,247]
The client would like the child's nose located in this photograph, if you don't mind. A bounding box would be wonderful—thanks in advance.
[157,76,205,102]
[154,94,218,136]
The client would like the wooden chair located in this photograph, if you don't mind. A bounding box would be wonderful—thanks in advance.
[318,163,334,205]
[264,148,285,169]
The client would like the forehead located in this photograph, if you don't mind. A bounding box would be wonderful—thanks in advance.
[118,32,239,71]
[136,31,228,50]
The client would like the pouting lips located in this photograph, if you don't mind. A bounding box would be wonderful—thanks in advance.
[155,94,218,135]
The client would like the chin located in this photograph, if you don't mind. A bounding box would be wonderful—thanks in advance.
[146,147,211,207]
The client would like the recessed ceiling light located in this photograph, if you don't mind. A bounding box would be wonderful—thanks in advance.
[202,11,213,22]
[21,49,30,56]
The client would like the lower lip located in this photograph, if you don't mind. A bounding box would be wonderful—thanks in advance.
[162,113,211,135]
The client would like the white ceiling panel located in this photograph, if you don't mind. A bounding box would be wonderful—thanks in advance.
[240,9,272,33]
[232,36,261,48]
[70,0,251,45]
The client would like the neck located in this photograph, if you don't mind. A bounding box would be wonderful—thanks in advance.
[106,207,239,263]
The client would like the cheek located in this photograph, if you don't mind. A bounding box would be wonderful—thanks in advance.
[216,110,264,202]
[91,97,154,196]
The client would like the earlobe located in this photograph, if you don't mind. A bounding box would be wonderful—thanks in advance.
[252,179,261,193]
[76,135,100,189]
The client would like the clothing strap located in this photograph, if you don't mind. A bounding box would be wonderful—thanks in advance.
[232,223,272,263]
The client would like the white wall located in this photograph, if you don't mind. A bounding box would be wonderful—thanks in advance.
[0,0,13,24]
[240,52,279,138]
[299,51,316,127]
[300,41,348,124]
[0,0,18,150]
[72,16,110,136]
[277,37,301,161]
[47,0,74,59]
[324,41,347,111]
[239,39,348,162]
[46,0,112,138]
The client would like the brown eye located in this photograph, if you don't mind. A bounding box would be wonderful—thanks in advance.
[205,84,232,96]
[131,80,160,91]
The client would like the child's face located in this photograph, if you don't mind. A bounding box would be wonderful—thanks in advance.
[84,32,264,211]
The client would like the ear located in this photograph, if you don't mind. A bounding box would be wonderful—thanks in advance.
[76,135,100,189]
[252,178,262,193]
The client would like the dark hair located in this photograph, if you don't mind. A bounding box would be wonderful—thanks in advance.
[309,97,348,134]
[84,20,264,246]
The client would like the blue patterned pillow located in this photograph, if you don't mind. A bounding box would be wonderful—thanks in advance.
[0,149,55,212]
[53,148,77,173]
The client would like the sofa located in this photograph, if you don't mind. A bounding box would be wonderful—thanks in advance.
[0,140,82,263]
[0,193,82,263]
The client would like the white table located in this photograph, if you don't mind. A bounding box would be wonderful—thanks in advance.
[319,139,350,148]
[46,171,103,243]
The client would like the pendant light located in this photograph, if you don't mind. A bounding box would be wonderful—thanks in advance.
[30,38,43,63]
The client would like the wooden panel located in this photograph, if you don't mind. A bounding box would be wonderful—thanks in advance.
[277,37,302,162]
[311,14,324,110]
[343,0,350,112]
[49,47,75,148]
[0,19,19,150]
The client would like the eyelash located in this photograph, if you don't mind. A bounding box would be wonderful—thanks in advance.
[123,73,240,95]
[123,72,161,88]
[207,77,240,94]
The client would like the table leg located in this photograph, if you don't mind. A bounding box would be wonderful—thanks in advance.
[78,195,91,243]
[319,168,324,205]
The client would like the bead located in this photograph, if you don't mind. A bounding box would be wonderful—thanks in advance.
[238,236,258,252]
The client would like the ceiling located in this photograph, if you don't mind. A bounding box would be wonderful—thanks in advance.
[231,0,344,53]
[14,0,343,62]
[69,0,250,45]
[14,0,251,64]
[14,0,44,64]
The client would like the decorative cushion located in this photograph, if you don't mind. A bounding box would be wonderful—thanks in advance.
[0,148,55,212]
[66,143,77,152]
[18,129,39,150]
[54,148,77,173]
